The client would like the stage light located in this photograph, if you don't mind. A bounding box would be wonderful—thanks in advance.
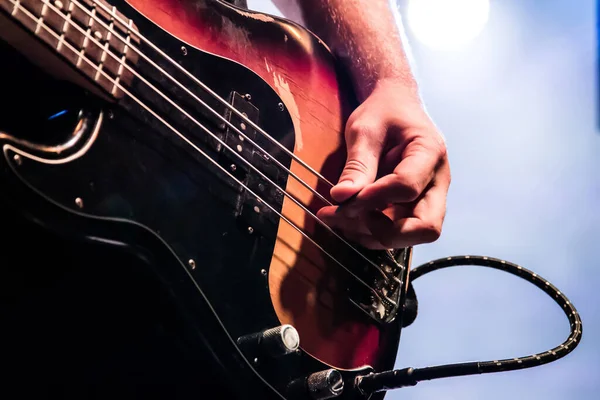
[407,0,490,51]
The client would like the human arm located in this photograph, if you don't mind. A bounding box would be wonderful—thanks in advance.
[278,0,451,249]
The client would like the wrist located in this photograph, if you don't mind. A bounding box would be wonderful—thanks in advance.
[371,76,421,102]
[369,77,431,127]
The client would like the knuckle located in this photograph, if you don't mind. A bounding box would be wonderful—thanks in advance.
[419,221,442,243]
[428,130,448,161]
[435,143,448,165]
[347,120,381,142]
[403,180,423,200]
[392,174,422,201]
[435,140,448,160]
[410,128,448,160]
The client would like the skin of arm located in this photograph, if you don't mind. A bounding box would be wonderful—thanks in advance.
[273,0,451,249]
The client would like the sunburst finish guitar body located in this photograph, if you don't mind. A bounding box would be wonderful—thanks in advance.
[0,1,413,398]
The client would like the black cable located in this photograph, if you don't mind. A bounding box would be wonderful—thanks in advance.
[356,255,583,394]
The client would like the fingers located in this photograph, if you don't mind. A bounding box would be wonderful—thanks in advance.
[318,181,447,250]
[342,232,390,250]
[316,206,372,235]
[342,140,441,217]
[365,182,448,248]
[316,206,388,249]
[330,119,385,203]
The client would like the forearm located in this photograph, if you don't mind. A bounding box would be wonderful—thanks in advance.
[295,0,419,102]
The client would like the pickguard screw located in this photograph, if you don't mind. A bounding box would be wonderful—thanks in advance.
[248,226,254,234]
[181,46,187,56]
[75,197,84,208]
[244,94,252,101]
[13,154,22,165]
[107,110,114,119]
[260,269,267,276]
[230,164,237,172]
[278,102,285,111]
[253,358,259,364]
[240,122,246,131]
[188,259,196,270]
[258,183,265,191]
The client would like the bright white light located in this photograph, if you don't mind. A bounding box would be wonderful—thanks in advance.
[407,0,490,51]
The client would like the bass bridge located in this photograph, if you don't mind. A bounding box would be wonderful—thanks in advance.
[348,247,412,325]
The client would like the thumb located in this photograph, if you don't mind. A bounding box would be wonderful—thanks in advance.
[331,123,384,203]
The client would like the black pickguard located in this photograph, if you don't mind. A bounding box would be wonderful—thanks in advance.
[0,1,391,399]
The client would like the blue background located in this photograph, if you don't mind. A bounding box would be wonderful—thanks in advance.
[247,1,600,398]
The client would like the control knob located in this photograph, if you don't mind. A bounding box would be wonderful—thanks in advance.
[307,369,344,400]
[237,324,300,358]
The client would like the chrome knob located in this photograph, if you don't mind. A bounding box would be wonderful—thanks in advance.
[237,324,300,358]
[261,324,300,356]
[307,369,344,400]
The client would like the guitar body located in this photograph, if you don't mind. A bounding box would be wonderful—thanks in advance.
[0,0,412,398]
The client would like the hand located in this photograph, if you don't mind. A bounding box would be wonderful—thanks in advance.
[317,79,451,250]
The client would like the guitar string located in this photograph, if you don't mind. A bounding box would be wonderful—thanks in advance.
[70,0,333,206]
[11,2,391,303]
[90,0,336,189]
[67,0,333,208]
[49,0,390,282]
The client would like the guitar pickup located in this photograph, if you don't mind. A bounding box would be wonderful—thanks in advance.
[217,91,259,173]
[237,150,286,238]
[217,92,287,237]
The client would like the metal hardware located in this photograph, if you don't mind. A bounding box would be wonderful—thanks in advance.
[237,324,300,358]
[307,369,344,400]
[247,226,254,234]
[75,197,84,209]
[347,247,412,325]
[218,91,285,237]
[13,154,22,165]
[181,46,187,56]
[261,325,300,356]
[278,102,285,111]
[188,259,196,270]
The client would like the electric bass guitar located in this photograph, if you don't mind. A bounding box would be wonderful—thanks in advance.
[0,0,413,398]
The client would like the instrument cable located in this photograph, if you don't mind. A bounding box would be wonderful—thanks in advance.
[356,255,583,394]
